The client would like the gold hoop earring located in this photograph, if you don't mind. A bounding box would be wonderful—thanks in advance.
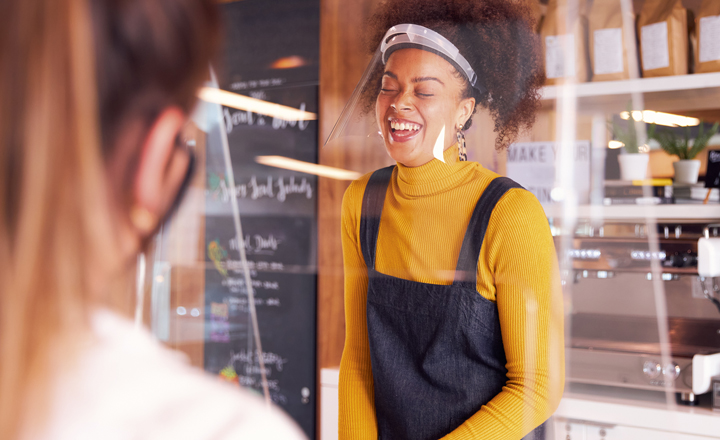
[456,124,467,162]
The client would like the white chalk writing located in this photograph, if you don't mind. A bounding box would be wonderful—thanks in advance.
[223,103,310,134]
[230,349,288,374]
[212,175,313,203]
[230,234,281,255]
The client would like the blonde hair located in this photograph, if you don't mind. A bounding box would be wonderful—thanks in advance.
[0,0,218,437]
[0,0,113,436]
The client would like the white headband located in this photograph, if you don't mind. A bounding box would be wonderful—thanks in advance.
[380,24,484,93]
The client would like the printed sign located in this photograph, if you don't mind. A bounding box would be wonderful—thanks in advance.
[506,141,591,204]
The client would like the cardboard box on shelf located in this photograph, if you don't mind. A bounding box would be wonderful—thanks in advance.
[695,0,720,73]
[638,0,689,77]
[589,0,635,81]
[540,0,590,85]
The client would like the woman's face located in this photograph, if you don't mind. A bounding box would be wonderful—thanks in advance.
[376,48,475,167]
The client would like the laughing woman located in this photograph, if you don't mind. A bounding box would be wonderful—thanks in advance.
[338,1,564,439]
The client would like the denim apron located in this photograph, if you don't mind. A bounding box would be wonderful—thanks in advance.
[360,166,545,440]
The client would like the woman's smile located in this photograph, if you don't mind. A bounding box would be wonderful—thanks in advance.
[388,117,423,142]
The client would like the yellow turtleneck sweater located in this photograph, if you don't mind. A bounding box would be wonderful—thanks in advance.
[338,145,565,440]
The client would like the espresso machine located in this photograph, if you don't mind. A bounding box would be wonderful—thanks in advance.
[561,220,720,404]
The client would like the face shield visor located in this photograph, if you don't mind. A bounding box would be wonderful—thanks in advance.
[323,24,486,174]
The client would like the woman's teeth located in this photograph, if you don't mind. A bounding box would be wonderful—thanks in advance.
[390,120,421,131]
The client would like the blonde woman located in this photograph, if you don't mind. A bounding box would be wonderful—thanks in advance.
[0,0,305,439]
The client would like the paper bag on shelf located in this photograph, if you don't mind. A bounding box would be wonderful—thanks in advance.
[637,0,688,77]
[540,0,590,85]
[695,0,720,73]
[589,0,635,82]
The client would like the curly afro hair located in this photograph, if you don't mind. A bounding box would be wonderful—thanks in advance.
[361,0,544,149]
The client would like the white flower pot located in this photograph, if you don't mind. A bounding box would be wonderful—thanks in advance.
[673,160,701,184]
[618,153,649,181]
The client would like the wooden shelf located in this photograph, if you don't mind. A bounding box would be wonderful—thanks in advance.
[540,72,720,113]
[544,203,720,222]
[541,72,720,100]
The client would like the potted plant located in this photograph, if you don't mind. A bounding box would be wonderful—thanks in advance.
[609,106,652,181]
[648,121,719,184]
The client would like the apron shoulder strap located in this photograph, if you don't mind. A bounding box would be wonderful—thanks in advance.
[453,177,524,290]
[359,165,395,269]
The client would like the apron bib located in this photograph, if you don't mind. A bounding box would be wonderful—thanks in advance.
[360,166,545,440]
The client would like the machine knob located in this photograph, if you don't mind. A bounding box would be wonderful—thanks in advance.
[643,360,662,379]
[663,363,681,380]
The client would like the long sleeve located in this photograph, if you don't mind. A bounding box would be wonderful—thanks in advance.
[441,189,565,440]
[338,178,378,440]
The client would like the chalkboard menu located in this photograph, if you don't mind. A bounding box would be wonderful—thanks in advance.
[204,1,319,437]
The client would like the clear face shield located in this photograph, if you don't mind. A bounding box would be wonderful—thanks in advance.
[324,24,486,173]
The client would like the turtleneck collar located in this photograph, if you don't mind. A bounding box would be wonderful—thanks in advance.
[395,144,477,197]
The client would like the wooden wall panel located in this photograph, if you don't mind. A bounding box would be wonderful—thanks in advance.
[317,0,383,371]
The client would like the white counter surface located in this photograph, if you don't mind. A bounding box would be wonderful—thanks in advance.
[556,383,720,438]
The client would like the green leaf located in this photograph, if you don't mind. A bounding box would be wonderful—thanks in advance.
[687,121,720,159]
[654,130,675,156]
[647,123,657,141]
[648,120,719,160]
[609,102,656,155]
[627,114,638,153]
[680,126,690,160]
[687,141,705,160]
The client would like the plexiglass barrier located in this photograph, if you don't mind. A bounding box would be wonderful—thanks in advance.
[140,0,720,438]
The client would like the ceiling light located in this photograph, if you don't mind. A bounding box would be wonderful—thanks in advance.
[620,110,700,127]
[198,87,317,122]
[256,156,361,181]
